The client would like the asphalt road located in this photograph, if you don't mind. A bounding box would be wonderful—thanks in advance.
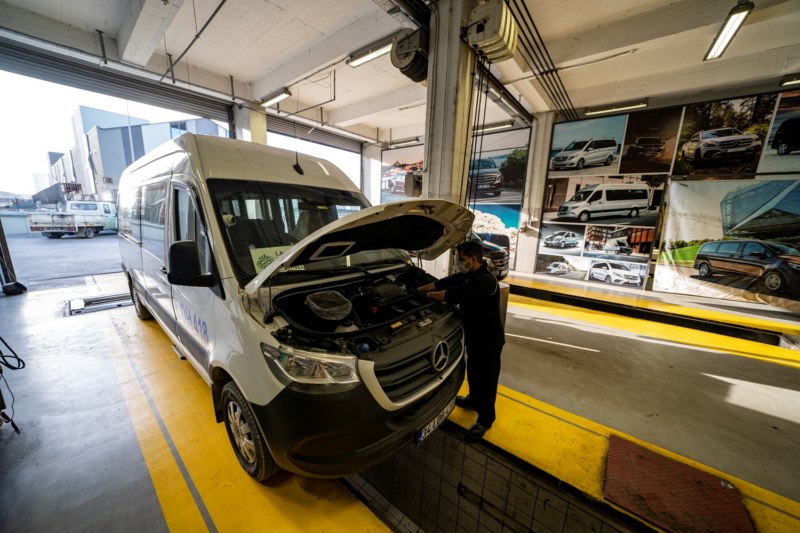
[5,232,122,290]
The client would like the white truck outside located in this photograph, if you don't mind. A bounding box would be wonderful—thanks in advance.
[28,201,118,239]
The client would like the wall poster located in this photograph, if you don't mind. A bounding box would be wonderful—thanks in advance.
[653,177,800,311]
[380,144,424,204]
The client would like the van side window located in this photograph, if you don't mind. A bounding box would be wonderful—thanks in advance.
[118,186,141,242]
[142,180,169,260]
[743,242,767,257]
[175,188,212,275]
[717,241,740,255]
[589,191,601,202]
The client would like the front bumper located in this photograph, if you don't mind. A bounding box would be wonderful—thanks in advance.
[251,357,465,478]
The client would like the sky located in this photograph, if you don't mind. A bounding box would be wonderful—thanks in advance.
[0,70,198,195]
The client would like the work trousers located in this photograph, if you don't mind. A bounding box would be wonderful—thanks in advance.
[465,344,503,427]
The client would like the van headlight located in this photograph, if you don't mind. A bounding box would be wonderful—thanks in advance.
[261,343,360,392]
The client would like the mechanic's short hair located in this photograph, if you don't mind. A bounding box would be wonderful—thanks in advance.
[457,240,484,260]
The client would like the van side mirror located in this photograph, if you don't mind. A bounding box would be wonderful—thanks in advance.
[168,241,215,287]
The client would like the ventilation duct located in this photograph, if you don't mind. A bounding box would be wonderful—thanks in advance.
[467,0,518,62]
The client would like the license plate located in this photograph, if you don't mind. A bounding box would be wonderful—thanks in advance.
[478,184,490,189]
[415,398,455,445]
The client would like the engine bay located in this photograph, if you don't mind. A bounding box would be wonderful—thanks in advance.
[268,265,457,357]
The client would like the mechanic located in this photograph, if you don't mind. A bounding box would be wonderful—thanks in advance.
[417,240,505,440]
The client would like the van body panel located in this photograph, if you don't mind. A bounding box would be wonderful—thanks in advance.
[550,138,617,170]
[118,133,470,479]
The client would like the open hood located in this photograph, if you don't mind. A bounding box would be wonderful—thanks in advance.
[245,199,474,294]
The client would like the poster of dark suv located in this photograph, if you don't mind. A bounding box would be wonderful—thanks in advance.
[673,94,777,176]
[654,178,800,310]
[758,90,800,174]
[618,108,683,175]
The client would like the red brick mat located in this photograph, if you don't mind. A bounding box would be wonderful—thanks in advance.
[604,435,754,532]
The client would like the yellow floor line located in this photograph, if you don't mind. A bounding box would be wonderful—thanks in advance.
[508,277,800,337]
[451,383,800,532]
[508,294,800,369]
[110,312,388,532]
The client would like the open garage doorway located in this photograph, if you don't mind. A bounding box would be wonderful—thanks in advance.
[0,70,228,291]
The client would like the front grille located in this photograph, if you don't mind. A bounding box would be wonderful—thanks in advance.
[475,174,498,185]
[555,156,568,162]
[373,326,463,402]
[719,139,752,148]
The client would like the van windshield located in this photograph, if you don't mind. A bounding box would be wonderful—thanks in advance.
[766,242,800,256]
[568,188,595,202]
[208,179,372,285]
[564,141,587,151]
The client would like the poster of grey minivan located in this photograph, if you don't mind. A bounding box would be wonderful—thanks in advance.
[757,90,800,174]
[672,93,778,177]
[584,259,647,289]
[539,223,585,256]
[549,115,626,176]
[653,177,800,308]
[618,108,683,175]
[541,175,663,227]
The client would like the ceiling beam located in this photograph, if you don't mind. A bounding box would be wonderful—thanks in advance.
[326,85,427,127]
[251,8,401,102]
[117,0,184,66]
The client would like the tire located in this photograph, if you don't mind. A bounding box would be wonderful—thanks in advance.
[762,271,784,293]
[83,227,95,238]
[604,155,613,166]
[604,275,612,284]
[559,242,565,248]
[578,211,590,223]
[697,262,712,278]
[629,208,639,218]
[222,381,279,482]
[45,233,62,239]
[491,190,502,197]
[129,279,152,320]
[776,143,790,156]
[575,159,585,170]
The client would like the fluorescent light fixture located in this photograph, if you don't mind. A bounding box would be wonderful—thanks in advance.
[704,0,754,61]
[260,87,291,107]
[475,120,514,134]
[585,99,648,116]
[780,73,800,87]
[347,37,394,67]
[389,137,420,147]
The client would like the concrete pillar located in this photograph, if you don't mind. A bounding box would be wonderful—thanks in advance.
[421,0,477,279]
[362,144,382,206]
[515,111,555,274]
[422,0,477,206]
[232,105,267,145]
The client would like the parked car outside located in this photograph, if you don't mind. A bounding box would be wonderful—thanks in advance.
[550,138,617,170]
[468,159,503,196]
[693,239,800,295]
[544,231,580,248]
[771,116,800,156]
[588,261,642,286]
[628,137,665,158]
[680,128,762,165]
[546,262,570,275]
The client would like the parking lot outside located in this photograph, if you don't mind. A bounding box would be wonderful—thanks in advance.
[5,232,122,291]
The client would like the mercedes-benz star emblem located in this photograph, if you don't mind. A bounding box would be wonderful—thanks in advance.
[431,341,449,371]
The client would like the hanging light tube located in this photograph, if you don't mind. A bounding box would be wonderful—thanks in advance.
[260,87,291,107]
[704,1,754,61]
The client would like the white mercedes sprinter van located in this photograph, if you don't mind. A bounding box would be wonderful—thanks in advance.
[556,183,649,223]
[118,133,473,481]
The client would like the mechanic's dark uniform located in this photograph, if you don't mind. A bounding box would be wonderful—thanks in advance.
[434,262,505,428]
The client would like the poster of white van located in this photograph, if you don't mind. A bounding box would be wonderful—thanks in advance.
[548,115,626,177]
[542,175,664,226]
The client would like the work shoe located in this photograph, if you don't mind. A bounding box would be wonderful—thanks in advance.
[467,422,490,441]
[455,395,475,410]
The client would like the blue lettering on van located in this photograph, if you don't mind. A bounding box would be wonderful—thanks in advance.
[178,302,209,343]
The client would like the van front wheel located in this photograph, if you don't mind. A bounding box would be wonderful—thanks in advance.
[697,262,712,278]
[629,208,639,218]
[578,211,590,223]
[762,271,784,293]
[575,159,585,170]
[776,143,790,155]
[222,381,279,482]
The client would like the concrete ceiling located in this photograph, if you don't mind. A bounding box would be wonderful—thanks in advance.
[1,0,798,144]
